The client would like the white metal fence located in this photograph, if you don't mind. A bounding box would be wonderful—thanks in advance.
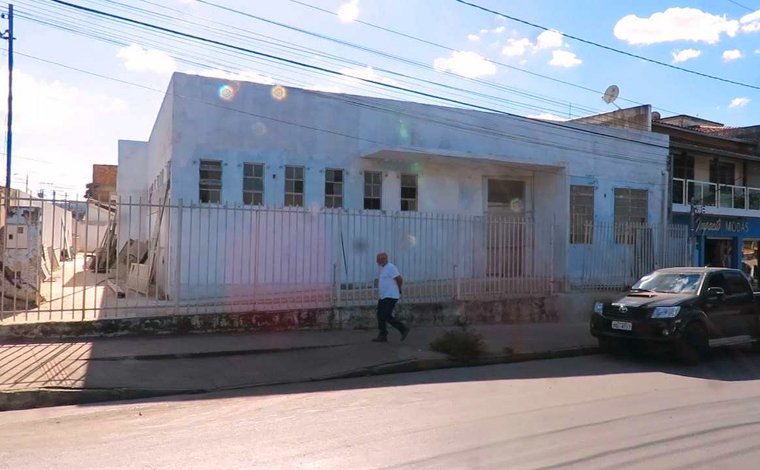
[571,221,691,291]
[0,196,691,323]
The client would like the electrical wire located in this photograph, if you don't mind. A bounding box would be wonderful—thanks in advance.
[46,0,672,152]
[455,0,760,91]
[285,0,684,116]
[13,50,668,188]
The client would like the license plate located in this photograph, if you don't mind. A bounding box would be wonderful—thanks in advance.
[611,321,632,331]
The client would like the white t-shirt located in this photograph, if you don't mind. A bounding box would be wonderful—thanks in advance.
[378,263,401,299]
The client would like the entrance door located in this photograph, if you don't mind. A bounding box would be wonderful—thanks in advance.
[485,179,525,278]
[705,238,734,268]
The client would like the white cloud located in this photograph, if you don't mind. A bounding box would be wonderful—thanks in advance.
[729,97,750,108]
[338,0,359,23]
[116,44,176,74]
[535,30,564,50]
[468,34,480,41]
[613,8,739,45]
[723,49,743,61]
[495,15,506,22]
[740,9,760,32]
[492,26,506,33]
[480,29,489,34]
[502,38,533,56]
[339,66,398,85]
[756,49,760,54]
[549,50,582,68]
[0,69,136,196]
[188,69,274,85]
[433,51,497,78]
[672,48,701,63]
[490,41,500,47]
[527,113,567,121]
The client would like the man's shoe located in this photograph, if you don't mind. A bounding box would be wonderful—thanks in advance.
[372,336,388,343]
[400,327,411,342]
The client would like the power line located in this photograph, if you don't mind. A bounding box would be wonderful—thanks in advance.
[725,0,755,12]
[13,50,668,187]
[43,0,664,133]
[15,4,668,158]
[285,0,683,116]
[455,0,760,91]
[47,0,669,151]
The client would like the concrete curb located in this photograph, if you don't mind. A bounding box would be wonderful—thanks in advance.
[0,346,600,412]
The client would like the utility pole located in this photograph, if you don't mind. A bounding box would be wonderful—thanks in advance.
[2,4,12,215]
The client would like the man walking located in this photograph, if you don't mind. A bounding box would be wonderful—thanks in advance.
[373,252,410,342]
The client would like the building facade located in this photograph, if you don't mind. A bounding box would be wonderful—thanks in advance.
[85,164,118,203]
[117,73,672,300]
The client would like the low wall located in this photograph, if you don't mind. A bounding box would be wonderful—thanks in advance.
[0,292,625,338]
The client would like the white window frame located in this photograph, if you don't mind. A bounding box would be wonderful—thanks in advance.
[243,163,265,206]
[199,159,222,204]
[400,174,418,212]
[324,168,344,209]
[363,171,382,210]
[285,165,305,207]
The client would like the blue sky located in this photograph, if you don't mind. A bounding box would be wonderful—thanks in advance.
[3,0,760,196]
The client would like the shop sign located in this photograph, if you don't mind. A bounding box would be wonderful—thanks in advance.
[695,217,750,234]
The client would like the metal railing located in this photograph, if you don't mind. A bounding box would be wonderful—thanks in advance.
[0,196,694,323]
[572,222,691,291]
[0,197,560,323]
[673,177,760,210]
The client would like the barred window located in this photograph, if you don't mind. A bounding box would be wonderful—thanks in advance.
[614,188,648,244]
[324,169,343,208]
[363,171,382,210]
[199,160,222,203]
[285,165,304,207]
[400,174,418,212]
[570,185,594,244]
[243,163,264,205]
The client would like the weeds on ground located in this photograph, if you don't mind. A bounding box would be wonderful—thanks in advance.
[430,328,487,360]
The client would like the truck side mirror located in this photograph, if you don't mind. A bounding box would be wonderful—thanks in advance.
[707,287,725,301]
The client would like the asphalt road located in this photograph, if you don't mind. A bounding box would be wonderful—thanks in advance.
[4,351,760,469]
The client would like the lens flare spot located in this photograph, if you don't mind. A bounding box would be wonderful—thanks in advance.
[271,85,288,101]
[218,84,236,101]
[407,234,417,248]
[253,122,267,136]
[510,198,524,212]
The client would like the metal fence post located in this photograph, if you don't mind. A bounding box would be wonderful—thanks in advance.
[174,199,183,315]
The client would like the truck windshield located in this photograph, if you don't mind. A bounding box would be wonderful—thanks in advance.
[631,273,702,294]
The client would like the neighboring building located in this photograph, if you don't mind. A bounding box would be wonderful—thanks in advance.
[653,115,760,280]
[117,73,672,300]
[85,164,118,203]
[576,109,760,282]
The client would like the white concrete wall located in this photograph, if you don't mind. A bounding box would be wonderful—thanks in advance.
[119,73,670,298]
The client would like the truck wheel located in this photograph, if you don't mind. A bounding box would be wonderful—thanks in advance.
[598,337,627,356]
[676,323,709,365]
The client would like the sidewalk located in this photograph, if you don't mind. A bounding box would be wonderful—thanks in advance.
[0,323,596,410]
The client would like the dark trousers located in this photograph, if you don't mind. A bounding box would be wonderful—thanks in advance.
[377,298,405,337]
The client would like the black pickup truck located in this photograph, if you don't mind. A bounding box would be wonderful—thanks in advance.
[590,267,760,364]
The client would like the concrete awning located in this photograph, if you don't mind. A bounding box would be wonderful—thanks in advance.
[360,147,566,172]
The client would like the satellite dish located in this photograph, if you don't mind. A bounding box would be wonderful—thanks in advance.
[602,85,620,104]
[652,111,661,121]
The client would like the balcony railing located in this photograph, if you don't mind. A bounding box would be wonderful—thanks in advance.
[673,178,760,210]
